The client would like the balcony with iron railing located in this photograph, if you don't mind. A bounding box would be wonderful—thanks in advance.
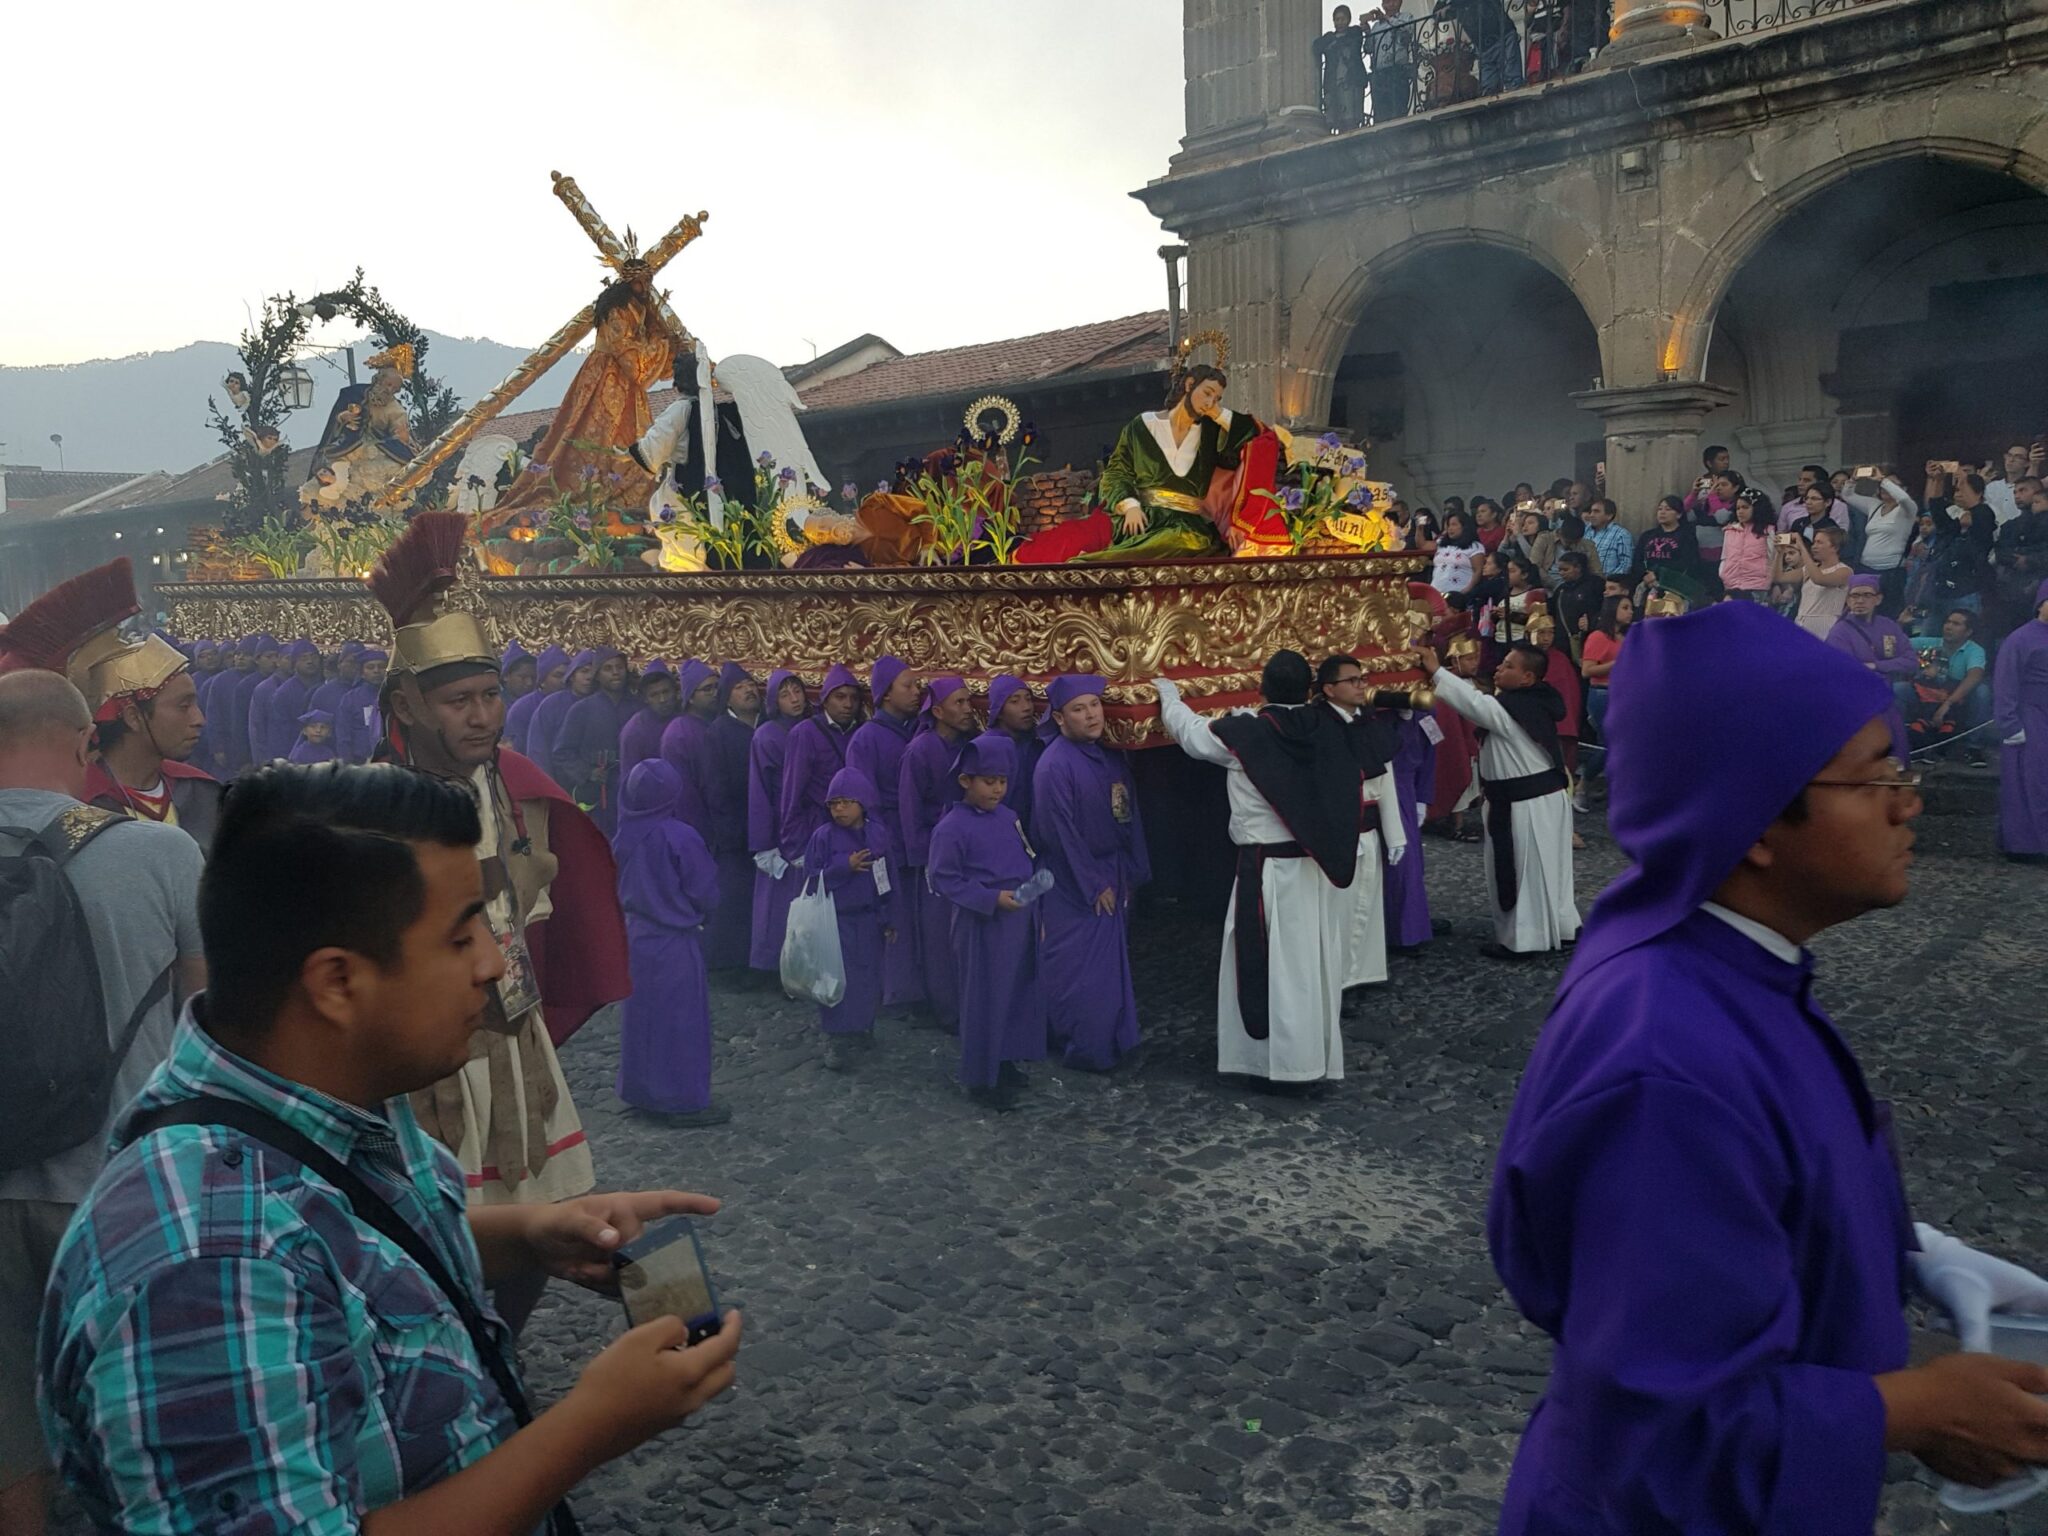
[1317,0,1884,128]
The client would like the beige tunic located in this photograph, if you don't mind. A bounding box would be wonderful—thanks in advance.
[411,763,595,1207]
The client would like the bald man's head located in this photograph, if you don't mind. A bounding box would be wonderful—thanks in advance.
[0,671,95,798]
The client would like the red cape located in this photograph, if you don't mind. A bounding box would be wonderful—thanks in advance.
[1428,700,1480,822]
[497,746,631,1047]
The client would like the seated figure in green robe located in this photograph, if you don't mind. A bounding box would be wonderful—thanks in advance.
[1079,365,1268,562]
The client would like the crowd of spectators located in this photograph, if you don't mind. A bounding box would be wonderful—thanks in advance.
[1316,0,1610,131]
[1396,436,2048,770]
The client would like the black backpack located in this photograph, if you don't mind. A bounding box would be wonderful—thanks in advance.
[0,808,172,1174]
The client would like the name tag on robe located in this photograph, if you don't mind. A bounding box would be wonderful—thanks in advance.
[871,857,891,896]
[1110,782,1132,824]
[1882,635,1897,658]
[1420,717,1445,745]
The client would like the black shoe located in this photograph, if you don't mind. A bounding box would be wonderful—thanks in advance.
[1479,942,1532,961]
[823,1038,855,1072]
[969,1082,1021,1112]
[998,1061,1029,1087]
[661,1102,732,1128]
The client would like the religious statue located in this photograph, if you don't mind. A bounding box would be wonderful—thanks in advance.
[303,343,417,506]
[482,250,675,539]
[1057,349,1290,563]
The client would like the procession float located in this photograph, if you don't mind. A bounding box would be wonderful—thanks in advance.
[164,174,1440,744]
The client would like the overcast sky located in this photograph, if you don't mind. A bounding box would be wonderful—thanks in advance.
[1,0,1186,367]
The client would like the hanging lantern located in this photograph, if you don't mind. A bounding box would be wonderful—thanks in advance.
[278,362,316,411]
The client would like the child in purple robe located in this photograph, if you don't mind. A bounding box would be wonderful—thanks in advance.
[801,766,893,1071]
[927,732,1047,1108]
[504,643,569,757]
[1381,707,1438,951]
[659,658,720,836]
[848,655,924,1010]
[612,760,727,1125]
[897,676,975,1030]
[286,709,338,765]
[749,669,810,972]
[704,664,762,970]
[1030,675,1151,1071]
[1997,577,2048,859]
[779,664,863,865]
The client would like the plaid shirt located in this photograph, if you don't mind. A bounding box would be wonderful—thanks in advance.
[39,1004,519,1534]
[1587,520,1634,579]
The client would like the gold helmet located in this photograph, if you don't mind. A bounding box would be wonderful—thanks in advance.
[368,512,495,682]
[0,558,187,721]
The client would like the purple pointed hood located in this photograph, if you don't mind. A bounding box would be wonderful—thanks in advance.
[954,729,1017,779]
[821,663,859,699]
[763,668,807,723]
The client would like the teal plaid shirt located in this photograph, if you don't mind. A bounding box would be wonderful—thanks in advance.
[39,1004,520,1534]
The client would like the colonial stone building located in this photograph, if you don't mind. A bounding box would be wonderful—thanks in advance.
[1140,0,2048,523]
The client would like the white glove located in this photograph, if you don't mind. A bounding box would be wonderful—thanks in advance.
[754,849,789,879]
[1153,677,1181,706]
[1385,842,1405,867]
[2006,730,2027,746]
[1417,803,1430,822]
[1913,1222,2048,1353]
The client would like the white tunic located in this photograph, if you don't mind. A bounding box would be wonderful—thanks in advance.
[1158,690,1349,1083]
[1430,669,1580,953]
[1323,702,1408,988]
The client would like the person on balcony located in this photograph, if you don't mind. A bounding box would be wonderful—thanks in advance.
[1364,0,1419,121]
[1435,0,1524,95]
[1315,5,1370,131]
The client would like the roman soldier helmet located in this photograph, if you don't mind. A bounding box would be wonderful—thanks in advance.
[0,558,188,721]
[367,511,496,687]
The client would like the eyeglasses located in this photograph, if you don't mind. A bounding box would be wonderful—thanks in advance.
[1807,758,1923,795]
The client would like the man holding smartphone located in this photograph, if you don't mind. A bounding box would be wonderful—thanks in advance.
[40,763,742,1536]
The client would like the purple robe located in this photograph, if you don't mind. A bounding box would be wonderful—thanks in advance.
[194,667,239,776]
[897,726,969,1027]
[613,761,720,1114]
[702,710,758,968]
[748,674,807,971]
[336,682,381,763]
[1381,712,1437,948]
[220,668,267,774]
[247,673,288,763]
[1995,615,2048,855]
[308,679,351,716]
[801,771,891,1036]
[659,711,717,838]
[1490,912,1911,1533]
[526,686,586,785]
[927,801,1046,1089]
[1826,612,1915,760]
[778,715,858,864]
[553,687,634,831]
[849,710,922,1007]
[504,687,553,757]
[1030,735,1150,1070]
[286,737,338,764]
[1000,728,1044,828]
[618,706,672,776]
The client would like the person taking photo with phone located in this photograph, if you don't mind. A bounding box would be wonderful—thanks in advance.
[39,763,742,1536]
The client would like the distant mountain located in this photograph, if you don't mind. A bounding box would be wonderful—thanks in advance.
[0,332,587,475]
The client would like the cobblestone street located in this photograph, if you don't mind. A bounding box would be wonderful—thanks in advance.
[532,795,2045,1536]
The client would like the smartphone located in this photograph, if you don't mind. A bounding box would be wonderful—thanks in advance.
[612,1216,724,1344]
[1854,465,1879,480]
[1990,1313,2048,1368]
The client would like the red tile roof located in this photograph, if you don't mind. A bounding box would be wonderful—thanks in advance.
[796,312,1169,412]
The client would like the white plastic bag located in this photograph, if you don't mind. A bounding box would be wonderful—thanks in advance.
[779,877,846,1007]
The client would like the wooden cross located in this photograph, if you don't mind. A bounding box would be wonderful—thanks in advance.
[374,173,707,509]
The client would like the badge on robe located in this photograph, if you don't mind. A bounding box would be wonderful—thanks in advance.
[1110,782,1132,824]
[1420,716,1445,745]
[1882,634,1897,658]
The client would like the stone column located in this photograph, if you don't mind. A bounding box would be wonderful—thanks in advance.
[1731,417,1840,500]
[1573,380,1739,532]
[1599,0,1715,63]
[1396,448,1487,510]
[1188,222,1289,424]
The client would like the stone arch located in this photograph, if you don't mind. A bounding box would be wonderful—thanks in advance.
[1665,135,2048,382]
[1287,221,1610,427]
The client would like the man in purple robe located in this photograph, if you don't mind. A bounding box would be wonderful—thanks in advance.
[613,759,728,1125]
[1996,577,2048,860]
[1381,706,1438,952]
[778,664,862,870]
[847,655,924,1010]
[504,643,568,757]
[307,641,362,716]
[703,664,762,970]
[221,634,279,773]
[659,658,720,837]
[1828,573,1916,759]
[928,731,1046,1109]
[526,648,599,785]
[897,676,974,1027]
[1490,601,2048,1532]
[802,765,892,1070]
[618,659,679,776]
[748,668,810,973]
[196,636,251,775]
[255,639,323,762]
[499,640,537,703]
[987,674,1045,830]
[552,647,632,830]
[334,648,386,763]
[1030,674,1150,1071]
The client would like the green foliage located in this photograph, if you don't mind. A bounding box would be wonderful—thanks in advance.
[227,513,313,578]
[205,294,312,536]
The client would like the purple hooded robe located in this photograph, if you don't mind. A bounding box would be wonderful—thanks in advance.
[334,648,386,763]
[1488,603,1915,1535]
[778,664,861,865]
[986,674,1046,829]
[1995,579,2048,856]
[618,660,678,777]
[800,766,890,1036]
[847,655,922,1008]
[612,760,720,1114]
[504,644,569,757]
[528,649,601,785]
[1381,709,1438,949]
[926,732,1047,1089]
[553,648,631,831]
[896,677,971,1027]
[748,669,808,970]
[659,659,720,840]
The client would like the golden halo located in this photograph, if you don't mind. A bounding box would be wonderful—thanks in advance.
[772,491,826,555]
[963,394,1021,447]
[1176,329,1231,373]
